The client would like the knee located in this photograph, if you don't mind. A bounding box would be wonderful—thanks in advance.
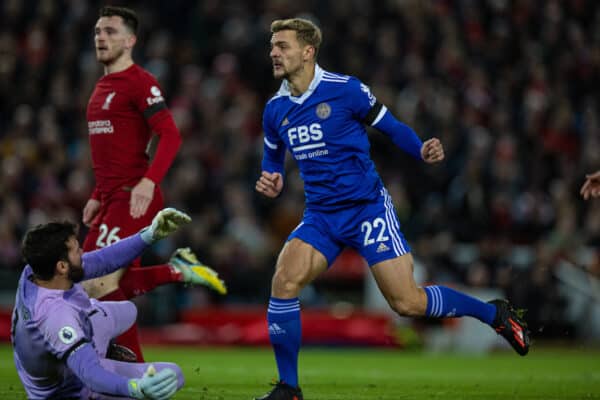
[272,268,304,297]
[102,300,137,335]
[123,300,137,324]
[388,293,426,317]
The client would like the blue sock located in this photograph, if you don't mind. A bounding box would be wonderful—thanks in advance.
[424,285,496,325]
[267,297,301,388]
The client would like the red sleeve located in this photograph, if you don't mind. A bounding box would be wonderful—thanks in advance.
[91,186,100,200]
[144,113,182,184]
[129,67,182,184]
[130,67,168,120]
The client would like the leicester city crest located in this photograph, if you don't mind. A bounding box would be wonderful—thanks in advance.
[316,102,331,119]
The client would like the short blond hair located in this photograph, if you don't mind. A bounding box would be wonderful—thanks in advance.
[271,18,322,58]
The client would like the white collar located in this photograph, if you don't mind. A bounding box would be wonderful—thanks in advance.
[276,64,324,104]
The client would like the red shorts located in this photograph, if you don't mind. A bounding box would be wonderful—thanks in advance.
[83,187,164,267]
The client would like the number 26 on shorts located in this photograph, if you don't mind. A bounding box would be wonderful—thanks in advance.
[96,223,121,247]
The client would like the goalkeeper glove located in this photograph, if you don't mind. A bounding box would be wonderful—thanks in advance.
[128,366,178,400]
[140,208,191,244]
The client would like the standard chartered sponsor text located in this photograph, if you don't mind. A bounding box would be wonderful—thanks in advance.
[88,120,114,134]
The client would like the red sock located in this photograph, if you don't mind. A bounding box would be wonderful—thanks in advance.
[100,288,145,362]
[119,264,181,299]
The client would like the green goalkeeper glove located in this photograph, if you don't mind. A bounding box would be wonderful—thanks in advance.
[128,365,178,400]
[140,208,191,244]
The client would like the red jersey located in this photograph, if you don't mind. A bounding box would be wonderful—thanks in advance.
[86,64,181,197]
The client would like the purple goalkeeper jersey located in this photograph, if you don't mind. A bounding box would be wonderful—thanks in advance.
[11,234,146,399]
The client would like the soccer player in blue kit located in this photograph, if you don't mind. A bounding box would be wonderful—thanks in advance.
[254,18,530,400]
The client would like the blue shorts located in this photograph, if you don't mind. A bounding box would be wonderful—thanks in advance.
[288,187,411,267]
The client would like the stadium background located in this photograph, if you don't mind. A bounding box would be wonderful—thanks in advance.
[0,0,599,352]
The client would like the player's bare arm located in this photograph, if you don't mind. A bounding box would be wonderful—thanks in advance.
[580,170,600,200]
[82,199,101,227]
[255,171,283,198]
[130,177,155,218]
[421,138,445,164]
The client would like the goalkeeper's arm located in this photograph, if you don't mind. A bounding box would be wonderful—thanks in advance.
[82,208,191,280]
[66,342,133,397]
[67,343,181,399]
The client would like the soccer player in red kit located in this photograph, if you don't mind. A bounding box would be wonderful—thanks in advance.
[83,5,226,361]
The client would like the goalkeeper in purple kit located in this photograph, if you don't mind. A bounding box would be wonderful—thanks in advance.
[12,208,190,399]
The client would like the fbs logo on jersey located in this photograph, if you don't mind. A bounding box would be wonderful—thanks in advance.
[102,91,116,110]
[58,326,78,344]
[146,86,165,106]
[287,123,323,146]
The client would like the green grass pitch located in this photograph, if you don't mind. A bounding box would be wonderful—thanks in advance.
[1,344,599,399]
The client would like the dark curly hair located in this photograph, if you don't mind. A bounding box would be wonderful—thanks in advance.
[22,222,77,280]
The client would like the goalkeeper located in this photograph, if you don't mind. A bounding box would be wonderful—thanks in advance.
[12,208,204,399]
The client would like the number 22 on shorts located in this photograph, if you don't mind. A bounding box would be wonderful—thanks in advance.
[361,217,389,247]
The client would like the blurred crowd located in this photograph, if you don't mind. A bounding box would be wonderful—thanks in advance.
[1,0,599,338]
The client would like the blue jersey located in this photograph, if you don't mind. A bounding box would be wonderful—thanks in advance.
[262,65,392,211]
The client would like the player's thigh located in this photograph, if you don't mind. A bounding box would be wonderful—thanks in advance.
[287,212,343,266]
[272,211,342,296]
[89,300,137,356]
[348,188,411,266]
[272,238,329,297]
[370,253,417,299]
[371,254,427,315]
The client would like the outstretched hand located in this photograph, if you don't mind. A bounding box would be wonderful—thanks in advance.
[581,170,600,200]
[128,366,178,400]
[421,138,445,164]
[140,208,191,244]
[255,171,284,198]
